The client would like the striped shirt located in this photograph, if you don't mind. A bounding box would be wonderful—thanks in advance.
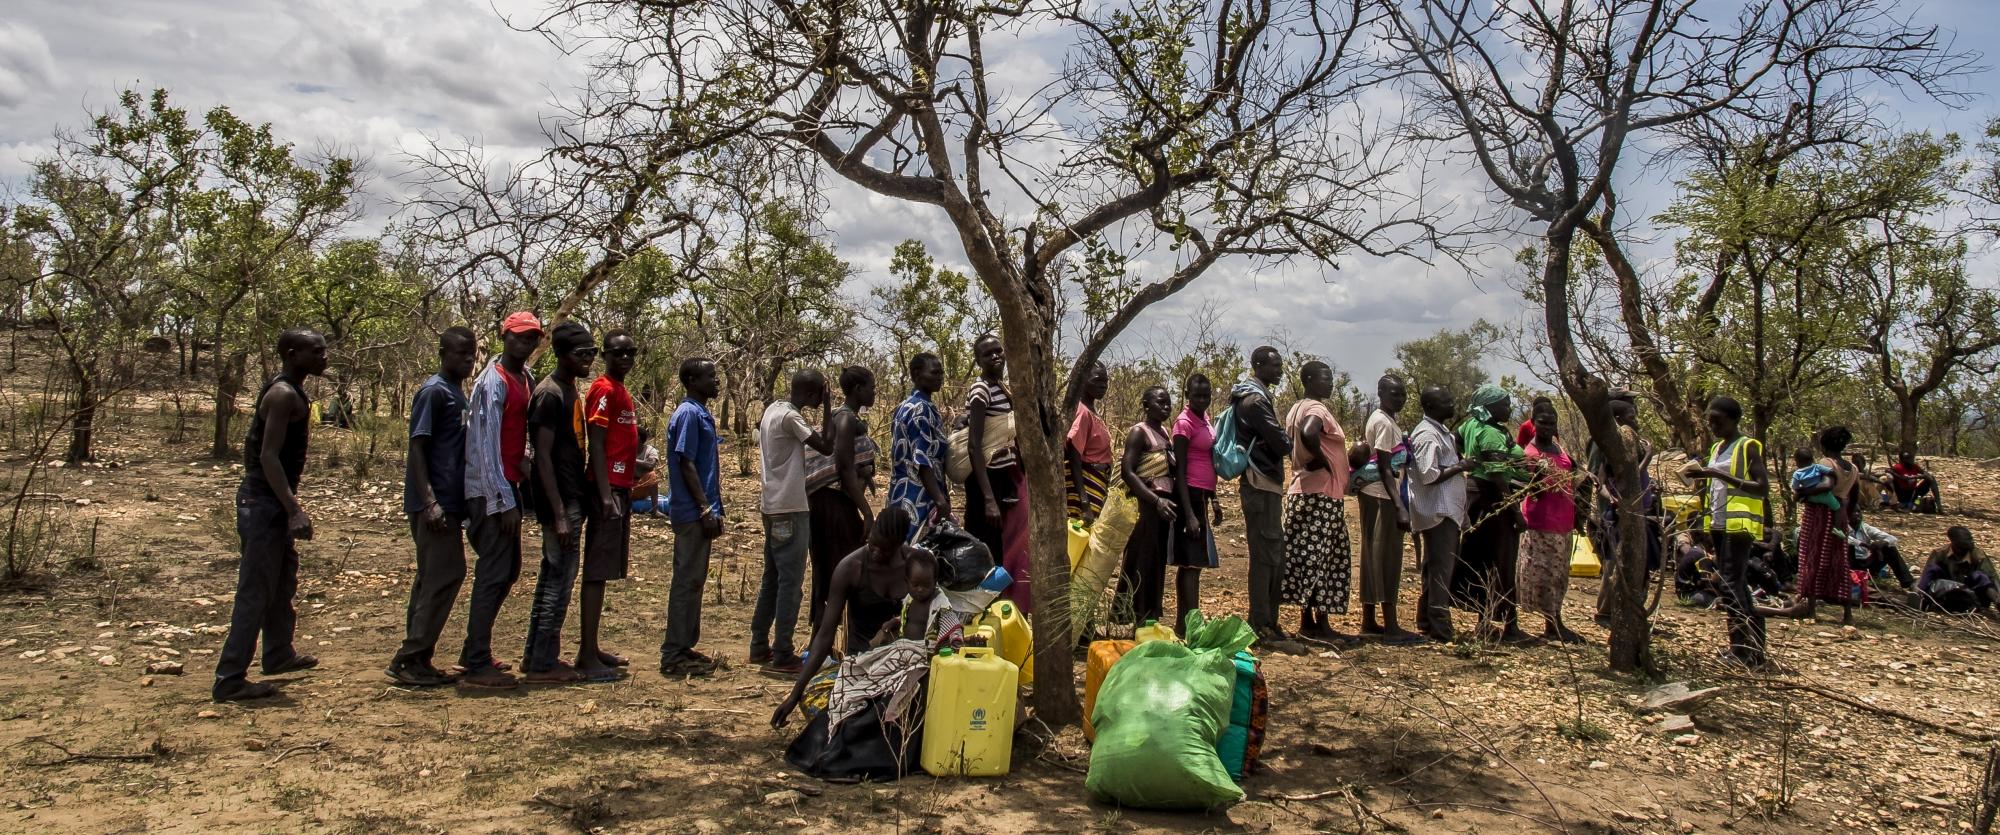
[967,378,1018,468]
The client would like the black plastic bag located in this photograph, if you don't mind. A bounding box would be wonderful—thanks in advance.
[921,520,993,592]
[784,692,925,782]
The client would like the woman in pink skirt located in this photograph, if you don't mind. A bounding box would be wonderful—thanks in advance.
[1517,398,1585,643]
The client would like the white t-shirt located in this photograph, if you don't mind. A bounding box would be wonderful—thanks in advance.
[1360,409,1403,500]
[758,400,815,514]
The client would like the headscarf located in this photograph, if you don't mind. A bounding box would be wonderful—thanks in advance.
[1466,384,1510,425]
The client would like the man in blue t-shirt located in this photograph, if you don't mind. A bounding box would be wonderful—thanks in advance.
[660,357,725,677]
[387,328,478,686]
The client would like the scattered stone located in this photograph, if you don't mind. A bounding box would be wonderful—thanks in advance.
[145,661,184,675]
[1657,715,1696,733]
[196,710,221,720]
[1589,760,1610,770]
[764,789,805,807]
[97,655,118,666]
[139,677,153,687]
[1638,682,1723,713]
[245,739,268,751]
[1673,734,1702,747]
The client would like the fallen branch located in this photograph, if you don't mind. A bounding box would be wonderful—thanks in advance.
[23,736,165,767]
[268,740,330,764]
[1719,673,1997,742]
[1270,789,1348,802]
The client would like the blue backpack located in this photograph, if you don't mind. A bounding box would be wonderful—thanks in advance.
[1212,404,1250,481]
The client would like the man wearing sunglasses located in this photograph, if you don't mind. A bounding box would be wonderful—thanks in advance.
[579,330,642,682]
[522,321,597,682]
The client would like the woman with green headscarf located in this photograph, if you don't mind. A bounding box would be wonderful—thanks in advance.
[1455,384,1533,644]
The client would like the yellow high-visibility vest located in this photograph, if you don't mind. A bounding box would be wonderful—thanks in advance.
[1703,436,1765,538]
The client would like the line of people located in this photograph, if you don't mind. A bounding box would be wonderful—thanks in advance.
[209,318,1990,701]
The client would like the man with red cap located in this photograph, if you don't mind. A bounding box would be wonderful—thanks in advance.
[453,311,541,688]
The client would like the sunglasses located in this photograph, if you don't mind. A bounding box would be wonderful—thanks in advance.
[567,347,600,359]
[605,347,639,358]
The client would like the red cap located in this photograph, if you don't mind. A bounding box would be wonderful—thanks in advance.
[501,311,542,335]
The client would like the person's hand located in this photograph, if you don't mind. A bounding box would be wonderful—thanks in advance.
[1155,495,1178,523]
[771,693,801,729]
[984,498,1002,527]
[421,501,448,533]
[873,618,901,646]
[701,511,724,540]
[1184,513,1205,538]
[555,512,575,547]
[1478,450,1508,463]
[1679,461,1706,479]
[1213,503,1225,527]
[500,507,521,537]
[288,508,314,541]
[602,494,624,521]
[1306,457,1328,472]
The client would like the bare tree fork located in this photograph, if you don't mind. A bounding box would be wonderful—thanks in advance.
[527,0,1472,724]
[22,736,167,767]
[1384,0,1972,673]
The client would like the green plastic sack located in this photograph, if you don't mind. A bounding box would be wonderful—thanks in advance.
[1085,611,1256,809]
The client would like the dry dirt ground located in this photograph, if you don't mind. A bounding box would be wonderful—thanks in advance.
[3,406,1999,834]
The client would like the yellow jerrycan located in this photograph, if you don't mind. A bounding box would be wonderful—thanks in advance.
[969,600,1034,686]
[922,646,1019,777]
[1134,618,1178,644]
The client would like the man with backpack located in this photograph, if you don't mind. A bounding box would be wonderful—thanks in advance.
[1228,346,1303,654]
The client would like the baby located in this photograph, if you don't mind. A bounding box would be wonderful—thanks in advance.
[1790,447,1841,511]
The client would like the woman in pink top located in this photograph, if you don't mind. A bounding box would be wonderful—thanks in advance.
[1065,363,1114,526]
[1170,374,1224,634]
[1281,361,1358,644]
[1516,398,1584,643]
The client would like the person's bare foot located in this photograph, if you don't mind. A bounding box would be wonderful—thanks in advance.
[575,659,623,683]
[1379,627,1425,646]
[596,650,629,668]
[1360,620,1385,635]
[458,666,519,689]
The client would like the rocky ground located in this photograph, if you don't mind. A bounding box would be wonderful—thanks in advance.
[2,404,1998,834]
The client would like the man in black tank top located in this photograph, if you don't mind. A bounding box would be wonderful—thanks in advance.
[214,329,328,702]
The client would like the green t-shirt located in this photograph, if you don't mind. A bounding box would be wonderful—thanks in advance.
[1457,418,1525,482]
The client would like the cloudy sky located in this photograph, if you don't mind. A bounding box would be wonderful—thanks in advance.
[4,0,1997,383]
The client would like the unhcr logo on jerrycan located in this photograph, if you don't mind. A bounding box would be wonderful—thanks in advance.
[969,707,988,731]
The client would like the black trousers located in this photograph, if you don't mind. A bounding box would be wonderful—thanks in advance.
[392,512,466,670]
[214,490,303,693]
[458,492,523,672]
[1714,531,1766,666]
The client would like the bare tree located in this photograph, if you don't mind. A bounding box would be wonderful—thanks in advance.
[1384,0,1968,672]
[530,0,1463,722]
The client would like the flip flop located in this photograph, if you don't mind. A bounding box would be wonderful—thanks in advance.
[578,666,625,684]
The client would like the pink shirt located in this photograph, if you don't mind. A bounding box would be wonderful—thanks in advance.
[1521,441,1576,532]
[1066,403,1113,466]
[1172,407,1216,490]
[1285,400,1349,498]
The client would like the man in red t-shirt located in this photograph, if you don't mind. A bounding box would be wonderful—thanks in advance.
[579,329,642,680]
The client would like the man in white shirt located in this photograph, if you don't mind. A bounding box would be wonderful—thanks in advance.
[1407,385,1482,643]
[749,370,833,673]
[1358,375,1420,644]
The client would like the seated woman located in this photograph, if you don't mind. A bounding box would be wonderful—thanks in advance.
[771,503,932,729]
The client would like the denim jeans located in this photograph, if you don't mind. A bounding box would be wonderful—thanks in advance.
[750,511,811,659]
[522,501,585,673]
[458,492,522,672]
[214,490,302,694]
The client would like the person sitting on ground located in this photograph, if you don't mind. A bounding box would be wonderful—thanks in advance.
[1888,453,1941,513]
[771,503,934,728]
[1850,520,1915,591]
[1676,531,1781,609]
[1914,527,1999,616]
[630,427,663,515]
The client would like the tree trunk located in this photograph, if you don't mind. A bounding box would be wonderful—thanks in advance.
[66,360,95,464]
[1584,221,1706,454]
[1896,392,1921,457]
[211,350,248,460]
[996,296,1083,726]
[1542,223,1653,674]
